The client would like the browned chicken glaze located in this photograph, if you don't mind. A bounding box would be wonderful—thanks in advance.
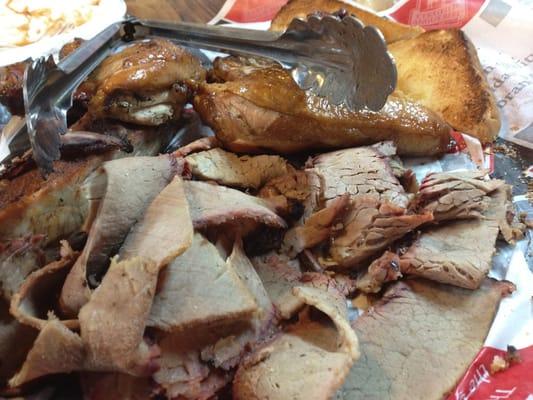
[83,39,206,126]
[194,56,452,157]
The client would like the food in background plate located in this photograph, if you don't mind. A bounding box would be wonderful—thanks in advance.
[0,0,103,48]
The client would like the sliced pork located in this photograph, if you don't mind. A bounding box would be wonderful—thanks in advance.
[338,278,514,400]
[186,148,294,189]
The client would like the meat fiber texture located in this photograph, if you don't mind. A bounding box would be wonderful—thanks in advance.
[400,186,514,289]
[337,278,514,400]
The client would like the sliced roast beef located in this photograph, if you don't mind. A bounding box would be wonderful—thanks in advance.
[9,319,85,387]
[184,181,286,231]
[251,253,304,319]
[0,299,36,386]
[148,233,258,331]
[282,194,350,257]
[201,239,275,370]
[0,235,46,300]
[153,331,232,400]
[399,186,512,289]
[414,170,504,221]
[259,170,322,224]
[310,145,410,208]
[10,241,79,330]
[81,373,153,400]
[233,285,359,400]
[0,155,106,244]
[338,278,514,400]
[79,257,160,376]
[60,155,176,317]
[186,148,294,189]
[119,176,193,268]
[355,251,402,294]
[328,196,432,269]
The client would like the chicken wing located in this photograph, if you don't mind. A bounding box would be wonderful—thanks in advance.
[84,39,206,126]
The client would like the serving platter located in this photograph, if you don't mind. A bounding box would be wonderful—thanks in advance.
[0,1,532,399]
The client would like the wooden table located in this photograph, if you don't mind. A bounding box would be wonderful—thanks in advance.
[126,0,227,23]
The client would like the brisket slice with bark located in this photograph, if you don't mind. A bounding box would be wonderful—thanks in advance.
[184,180,286,231]
[338,278,514,400]
[329,196,432,269]
[399,186,517,289]
[186,148,294,189]
[310,144,411,208]
[413,170,504,221]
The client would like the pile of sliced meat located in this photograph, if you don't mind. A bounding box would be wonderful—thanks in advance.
[0,135,523,400]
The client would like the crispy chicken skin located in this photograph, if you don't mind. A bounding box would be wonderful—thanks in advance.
[84,39,206,126]
[194,57,452,156]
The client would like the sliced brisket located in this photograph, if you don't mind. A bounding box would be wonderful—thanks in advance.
[186,148,293,189]
[338,278,514,400]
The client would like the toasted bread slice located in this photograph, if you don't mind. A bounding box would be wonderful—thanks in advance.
[269,0,423,43]
[389,29,500,143]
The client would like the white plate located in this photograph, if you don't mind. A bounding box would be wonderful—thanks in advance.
[0,0,126,67]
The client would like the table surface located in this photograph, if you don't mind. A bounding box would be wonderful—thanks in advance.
[126,0,227,22]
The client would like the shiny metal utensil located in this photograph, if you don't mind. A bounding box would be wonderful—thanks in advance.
[20,22,123,173]
[129,13,397,111]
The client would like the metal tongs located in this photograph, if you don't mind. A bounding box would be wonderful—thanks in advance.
[1,14,397,172]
